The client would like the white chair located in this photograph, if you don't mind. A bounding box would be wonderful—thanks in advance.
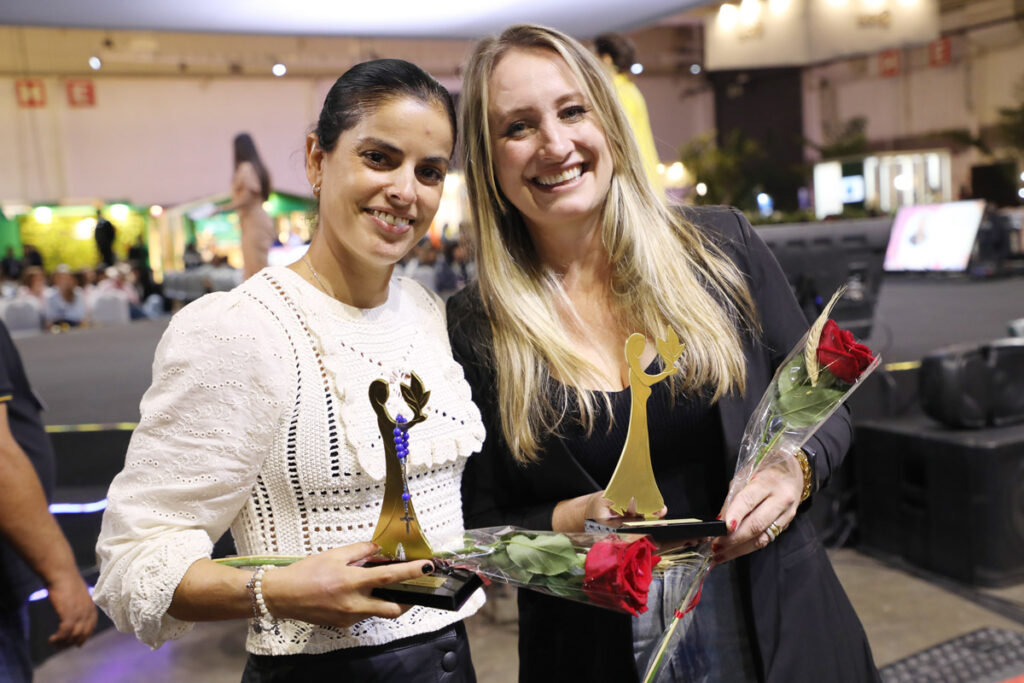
[142,293,165,319]
[90,292,131,326]
[2,297,43,333]
[209,267,242,292]
[162,271,186,302]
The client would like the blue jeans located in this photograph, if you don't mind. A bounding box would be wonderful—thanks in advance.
[633,563,756,682]
[0,604,32,683]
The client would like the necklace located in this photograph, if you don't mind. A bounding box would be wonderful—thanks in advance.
[302,253,333,298]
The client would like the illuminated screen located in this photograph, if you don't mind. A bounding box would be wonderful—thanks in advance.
[883,200,986,272]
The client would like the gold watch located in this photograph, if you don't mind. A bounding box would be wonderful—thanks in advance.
[795,449,813,503]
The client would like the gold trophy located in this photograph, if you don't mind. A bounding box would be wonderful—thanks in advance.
[589,330,727,539]
[367,373,481,610]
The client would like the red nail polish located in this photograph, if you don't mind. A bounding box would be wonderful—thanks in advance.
[730,520,738,531]
[715,513,722,520]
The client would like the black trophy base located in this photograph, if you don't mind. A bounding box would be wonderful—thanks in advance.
[371,567,482,611]
[586,516,727,541]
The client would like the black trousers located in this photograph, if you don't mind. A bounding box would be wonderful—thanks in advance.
[240,622,475,683]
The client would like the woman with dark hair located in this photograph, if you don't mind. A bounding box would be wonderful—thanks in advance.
[449,25,879,682]
[95,59,484,682]
[228,132,276,279]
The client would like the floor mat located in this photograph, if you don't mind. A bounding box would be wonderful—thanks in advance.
[881,627,1024,683]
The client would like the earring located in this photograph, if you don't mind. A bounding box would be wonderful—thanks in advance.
[313,183,321,197]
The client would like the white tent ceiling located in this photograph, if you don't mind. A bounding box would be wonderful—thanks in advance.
[0,0,715,39]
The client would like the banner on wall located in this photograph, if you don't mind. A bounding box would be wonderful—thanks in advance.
[15,79,46,108]
[705,0,940,71]
[66,80,96,108]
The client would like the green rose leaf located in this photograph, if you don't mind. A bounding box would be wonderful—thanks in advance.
[505,533,579,576]
[777,385,846,428]
[778,357,808,395]
[529,573,584,598]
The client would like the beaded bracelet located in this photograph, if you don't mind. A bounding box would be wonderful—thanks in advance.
[246,566,279,635]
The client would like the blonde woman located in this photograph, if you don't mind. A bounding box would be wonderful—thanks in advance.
[447,25,880,683]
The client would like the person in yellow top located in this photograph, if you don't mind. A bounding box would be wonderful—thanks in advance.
[595,33,663,194]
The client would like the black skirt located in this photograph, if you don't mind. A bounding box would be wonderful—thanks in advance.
[240,621,475,683]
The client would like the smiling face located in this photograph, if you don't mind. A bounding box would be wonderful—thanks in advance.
[306,95,453,276]
[487,47,613,238]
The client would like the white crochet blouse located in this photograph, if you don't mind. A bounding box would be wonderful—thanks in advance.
[94,267,486,655]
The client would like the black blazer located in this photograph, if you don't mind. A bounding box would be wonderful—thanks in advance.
[447,207,880,683]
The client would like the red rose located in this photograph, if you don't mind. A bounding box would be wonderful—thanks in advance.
[582,536,661,616]
[816,319,876,384]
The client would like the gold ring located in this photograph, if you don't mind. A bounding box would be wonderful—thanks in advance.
[766,521,782,542]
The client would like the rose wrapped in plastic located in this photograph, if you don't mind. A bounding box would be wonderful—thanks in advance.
[640,289,880,683]
[583,534,660,615]
[216,527,665,617]
[440,527,662,616]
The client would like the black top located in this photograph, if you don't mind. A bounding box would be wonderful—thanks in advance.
[560,368,727,520]
[0,320,56,609]
[448,206,880,683]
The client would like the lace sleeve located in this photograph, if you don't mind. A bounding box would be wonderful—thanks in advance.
[94,291,293,648]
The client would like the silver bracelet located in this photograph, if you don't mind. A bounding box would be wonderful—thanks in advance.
[246,566,279,635]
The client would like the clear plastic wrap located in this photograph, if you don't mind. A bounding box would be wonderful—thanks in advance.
[438,526,663,616]
[641,311,880,683]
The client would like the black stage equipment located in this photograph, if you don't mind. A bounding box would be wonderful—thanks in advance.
[919,338,1024,429]
[857,414,1024,587]
[754,217,891,339]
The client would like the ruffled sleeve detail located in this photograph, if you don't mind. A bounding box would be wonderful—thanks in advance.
[94,289,293,648]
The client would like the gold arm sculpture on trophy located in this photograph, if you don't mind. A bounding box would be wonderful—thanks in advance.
[602,329,685,519]
[369,373,433,561]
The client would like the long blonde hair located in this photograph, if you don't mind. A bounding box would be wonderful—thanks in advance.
[459,25,757,464]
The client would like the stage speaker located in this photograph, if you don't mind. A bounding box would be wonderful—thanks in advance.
[919,339,1024,428]
[856,415,1024,586]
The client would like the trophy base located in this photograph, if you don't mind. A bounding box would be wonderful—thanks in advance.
[586,516,727,541]
[371,567,482,611]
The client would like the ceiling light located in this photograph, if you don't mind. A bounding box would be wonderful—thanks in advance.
[696,182,708,197]
[690,64,702,75]
[89,56,102,70]
[272,63,287,77]
[149,205,163,217]
[718,4,739,30]
[109,203,130,221]
[630,63,643,75]
[739,0,762,25]
[667,162,685,183]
